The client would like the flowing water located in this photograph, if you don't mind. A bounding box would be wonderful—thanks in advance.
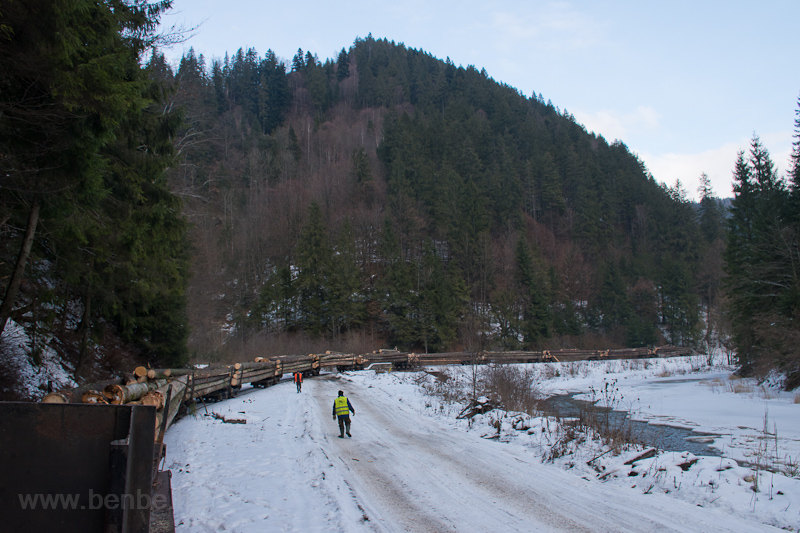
[542,393,722,457]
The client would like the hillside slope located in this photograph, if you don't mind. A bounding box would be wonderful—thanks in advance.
[166,36,725,361]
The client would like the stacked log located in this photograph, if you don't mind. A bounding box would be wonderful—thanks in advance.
[371,350,410,366]
[145,368,192,380]
[414,352,471,366]
[186,374,230,400]
[238,361,282,386]
[153,376,189,437]
[544,349,604,362]
[482,351,545,364]
[318,352,365,368]
[103,379,168,405]
[41,345,698,424]
[654,346,694,357]
[42,378,122,404]
[605,347,654,360]
[274,354,315,376]
[81,390,108,403]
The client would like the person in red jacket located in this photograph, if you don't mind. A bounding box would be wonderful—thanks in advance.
[294,371,303,393]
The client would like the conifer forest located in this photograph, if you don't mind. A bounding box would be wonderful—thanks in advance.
[1,1,799,389]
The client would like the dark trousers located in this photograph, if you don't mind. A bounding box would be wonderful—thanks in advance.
[296,381,301,392]
[337,415,351,436]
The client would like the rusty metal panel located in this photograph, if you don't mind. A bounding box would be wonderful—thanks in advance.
[0,402,156,533]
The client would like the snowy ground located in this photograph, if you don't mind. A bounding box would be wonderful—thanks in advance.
[0,319,76,400]
[165,355,800,532]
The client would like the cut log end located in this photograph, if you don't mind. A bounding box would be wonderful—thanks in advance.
[141,390,165,410]
[103,384,125,404]
[82,390,107,404]
[42,392,69,404]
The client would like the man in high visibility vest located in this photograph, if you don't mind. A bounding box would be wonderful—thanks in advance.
[332,390,355,438]
[294,371,303,393]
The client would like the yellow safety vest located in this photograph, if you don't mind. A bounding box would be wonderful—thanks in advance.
[334,396,350,417]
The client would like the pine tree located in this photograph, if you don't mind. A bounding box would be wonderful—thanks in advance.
[378,218,417,348]
[292,48,305,72]
[695,173,726,351]
[697,173,724,243]
[515,237,552,347]
[791,93,800,196]
[328,220,365,335]
[0,0,178,340]
[598,261,630,334]
[415,240,468,352]
[724,135,796,369]
[295,202,331,335]
[256,265,297,332]
[336,48,350,81]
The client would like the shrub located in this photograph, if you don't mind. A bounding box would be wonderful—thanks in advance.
[480,364,541,415]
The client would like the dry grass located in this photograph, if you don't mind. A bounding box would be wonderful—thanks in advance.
[477,366,644,456]
[729,380,754,394]
[480,364,542,415]
[417,370,464,404]
[794,392,800,404]
[759,386,777,400]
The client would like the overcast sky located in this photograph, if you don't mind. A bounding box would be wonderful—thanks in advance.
[160,1,800,200]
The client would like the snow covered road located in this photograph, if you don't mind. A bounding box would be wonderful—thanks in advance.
[166,372,780,532]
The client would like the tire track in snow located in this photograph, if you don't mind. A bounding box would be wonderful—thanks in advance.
[309,373,778,533]
[167,374,779,532]
[311,375,592,532]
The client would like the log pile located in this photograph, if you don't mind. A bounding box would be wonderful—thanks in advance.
[104,379,168,405]
[318,351,369,369]
[653,346,693,357]
[40,345,695,439]
[371,349,410,367]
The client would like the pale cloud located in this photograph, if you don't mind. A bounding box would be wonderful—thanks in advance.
[572,106,661,143]
[488,3,604,53]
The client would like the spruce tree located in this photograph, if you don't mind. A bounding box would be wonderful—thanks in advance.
[336,48,350,81]
[256,266,297,332]
[515,237,552,347]
[0,0,178,342]
[328,220,365,335]
[378,218,417,348]
[697,173,724,243]
[724,135,796,369]
[295,202,331,335]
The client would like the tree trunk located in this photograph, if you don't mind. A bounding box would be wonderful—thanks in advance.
[0,199,40,335]
[75,277,92,375]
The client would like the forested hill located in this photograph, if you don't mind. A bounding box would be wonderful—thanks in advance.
[164,35,726,359]
[7,3,800,398]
